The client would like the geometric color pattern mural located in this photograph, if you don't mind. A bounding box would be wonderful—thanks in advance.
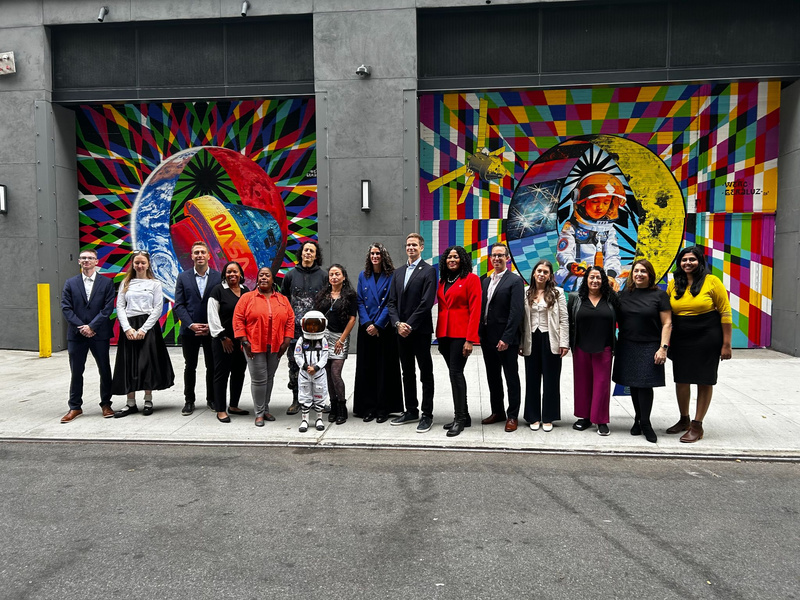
[77,99,316,342]
[420,81,780,347]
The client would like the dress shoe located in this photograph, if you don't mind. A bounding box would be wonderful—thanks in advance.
[142,403,154,416]
[181,402,195,416]
[286,401,301,416]
[228,406,250,416]
[101,406,114,419]
[443,415,472,430]
[390,412,420,426]
[542,423,553,432]
[114,405,138,418]
[680,420,704,443]
[630,420,642,436]
[61,409,83,423]
[572,418,592,431]
[363,413,376,422]
[446,420,466,437]
[529,421,541,431]
[217,413,231,423]
[504,418,518,432]
[641,423,658,443]
[264,413,276,421]
[416,415,433,433]
[597,423,610,436]
[481,413,506,425]
[255,416,265,427]
[666,414,691,434]
[375,414,390,423]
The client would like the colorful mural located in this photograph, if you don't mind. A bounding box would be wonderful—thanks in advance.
[77,99,317,342]
[420,82,780,347]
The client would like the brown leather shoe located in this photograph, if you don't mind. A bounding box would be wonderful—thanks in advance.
[504,418,518,432]
[60,409,83,423]
[101,406,114,418]
[481,413,506,425]
[680,420,704,443]
[666,415,691,434]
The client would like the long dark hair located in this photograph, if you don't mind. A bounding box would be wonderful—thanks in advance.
[671,246,709,299]
[578,266,617,305]
[439,245,472,281]
[315,263,356,321]
[220,260,245,287]
[299,239,323,267]
[363,242,395,276]
[526,259,557,307]
[624,258,657,292]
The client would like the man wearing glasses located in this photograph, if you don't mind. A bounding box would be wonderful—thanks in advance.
[60,249,116,423]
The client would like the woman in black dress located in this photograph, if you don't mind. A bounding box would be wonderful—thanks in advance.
[315,264,358,424]
[208,261,250,423]
[611,259,672,443]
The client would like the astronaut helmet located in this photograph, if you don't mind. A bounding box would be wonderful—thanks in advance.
[301,310,327,340]
[573,172,627,223]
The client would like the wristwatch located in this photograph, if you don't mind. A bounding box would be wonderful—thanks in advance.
[661,344,669,350]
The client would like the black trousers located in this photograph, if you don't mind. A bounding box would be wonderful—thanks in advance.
[523,330,562,423]
[482,339,521,419]
[181,334,214,404]
[438,337,470,420]
[211,337,247,412]
[397,330,434,417]
[68,337,112,410]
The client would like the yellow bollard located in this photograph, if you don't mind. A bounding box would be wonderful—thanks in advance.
[38,283,52,358]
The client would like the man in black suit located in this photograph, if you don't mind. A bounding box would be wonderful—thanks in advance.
[174,241,222,415]
[387,233,437,433]
[60,248,116,423]
[479,242,525,432]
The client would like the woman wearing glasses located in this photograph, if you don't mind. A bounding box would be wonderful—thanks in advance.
[112,251,174,417]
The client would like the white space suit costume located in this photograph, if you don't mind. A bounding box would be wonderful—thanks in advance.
[293,310,329,432]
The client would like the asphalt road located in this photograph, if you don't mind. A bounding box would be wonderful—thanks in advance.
[1,443,798,600]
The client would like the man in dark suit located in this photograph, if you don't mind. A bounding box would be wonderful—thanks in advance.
[387,233,437,433]
[479,242,525,432]
[174,241,221,415]
[60,248,116,423]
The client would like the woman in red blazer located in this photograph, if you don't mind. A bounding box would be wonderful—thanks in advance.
[436,245,482,437]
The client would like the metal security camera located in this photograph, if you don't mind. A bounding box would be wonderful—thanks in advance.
[356,64,371,78]
[97,6,108,22]
[241,1,250,17]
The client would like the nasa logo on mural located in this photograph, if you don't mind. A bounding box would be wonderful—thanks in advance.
[131,146,289,301]
[507,134,685,291]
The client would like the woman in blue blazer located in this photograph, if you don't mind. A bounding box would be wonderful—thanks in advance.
[352,243,404,422]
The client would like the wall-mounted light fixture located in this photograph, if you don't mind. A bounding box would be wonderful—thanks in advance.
[97,6,109,22]
[241,1,250,16]
[361,180,371,212]
[356,64,371,78]
[0,184,8,215]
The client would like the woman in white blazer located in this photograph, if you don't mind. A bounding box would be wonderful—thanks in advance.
[520,260,569,431]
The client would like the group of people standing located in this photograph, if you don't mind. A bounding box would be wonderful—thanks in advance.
[60,236,731,444]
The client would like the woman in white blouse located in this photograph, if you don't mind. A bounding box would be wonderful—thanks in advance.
[112,251,174,417]
[520,260,569,432]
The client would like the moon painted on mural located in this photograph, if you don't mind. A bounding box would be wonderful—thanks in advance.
[507,134,685,290]
[131,146,289,301]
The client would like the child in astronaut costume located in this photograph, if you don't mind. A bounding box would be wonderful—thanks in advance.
[294,311,329,432]
[555,171,627,291]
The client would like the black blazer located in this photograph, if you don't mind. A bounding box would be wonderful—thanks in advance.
[61,272,116,341]
[479,270,525,346]
[173,268,222,337]
[387,260,436,335]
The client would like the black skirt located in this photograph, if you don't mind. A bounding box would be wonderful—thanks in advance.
[112,314,175,394]
[352,324,404,417]
[612,339,665,388]
[668,311,723,385]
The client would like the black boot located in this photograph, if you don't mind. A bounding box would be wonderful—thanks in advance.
[336,401,348,425]
[446,419,466,437]
[328,398,338,422]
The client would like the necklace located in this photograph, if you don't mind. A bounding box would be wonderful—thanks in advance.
[446,274,459,284]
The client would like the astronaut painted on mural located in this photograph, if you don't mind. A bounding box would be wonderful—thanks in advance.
[555,172,627,291]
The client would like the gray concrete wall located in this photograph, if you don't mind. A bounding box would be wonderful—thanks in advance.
[773,80,800,356]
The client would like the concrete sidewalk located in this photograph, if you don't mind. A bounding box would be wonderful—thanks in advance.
[2,346,799,459]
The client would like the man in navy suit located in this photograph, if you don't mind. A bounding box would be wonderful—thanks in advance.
[479,242,525,432]
[60,248,116,423]
[387,233,437,433]
[174,241,222,415]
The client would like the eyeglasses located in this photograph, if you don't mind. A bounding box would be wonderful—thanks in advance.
[79,256,97,261]
[490,254,507,259]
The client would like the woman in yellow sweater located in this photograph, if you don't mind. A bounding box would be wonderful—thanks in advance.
[665,247,732,443]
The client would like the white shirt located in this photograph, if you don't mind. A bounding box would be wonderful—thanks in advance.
[484,268,507,319]
[529,298,550,333]
[404,259,420,289]
[195,268,209,297]
[83,271,96,300]
[117,278,164,332]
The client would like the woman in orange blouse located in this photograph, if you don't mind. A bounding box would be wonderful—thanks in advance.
[436,246,482,437]
[233,267,294,426]
[666,247,732,443]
